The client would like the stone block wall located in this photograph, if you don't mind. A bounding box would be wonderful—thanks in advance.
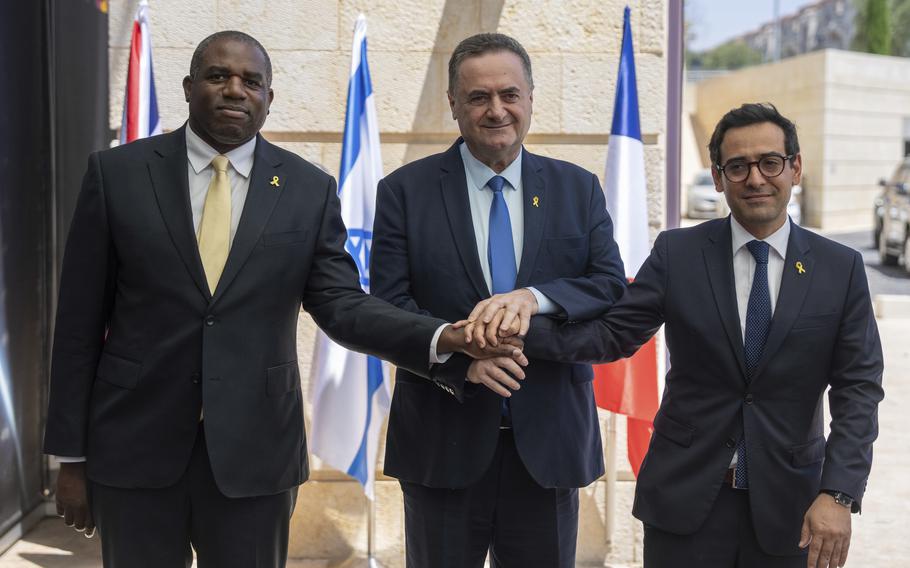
[109,1,668,565]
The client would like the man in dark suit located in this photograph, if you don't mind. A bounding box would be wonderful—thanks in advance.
[370,33,627,568]
[44,31,520,568]
[514,103,884,568]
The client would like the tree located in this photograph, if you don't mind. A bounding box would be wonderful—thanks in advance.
[891,0,910,57]
[699,41,764,70]
[853,0,892,55]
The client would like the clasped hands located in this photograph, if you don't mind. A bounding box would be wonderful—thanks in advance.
[437,289,538,397]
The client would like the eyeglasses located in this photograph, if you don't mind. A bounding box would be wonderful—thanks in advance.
[715,154,793,183]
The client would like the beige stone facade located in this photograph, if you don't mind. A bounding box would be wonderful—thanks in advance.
[109,1,669,565]
[691,49,910,229]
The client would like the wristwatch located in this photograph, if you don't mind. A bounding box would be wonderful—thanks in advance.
[820,490,854,509]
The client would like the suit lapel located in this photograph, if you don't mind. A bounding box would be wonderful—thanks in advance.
[515,150,546,288]
[212,134,284,301]
[148,126,211,301]
[751,224,812,381]
[439,141,489,299]
[702,218,748,380]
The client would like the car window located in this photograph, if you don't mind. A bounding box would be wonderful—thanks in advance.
[694,172,713,185]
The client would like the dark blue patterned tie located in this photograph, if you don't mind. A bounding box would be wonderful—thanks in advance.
[735,240,772,489]
[487,175,516,421]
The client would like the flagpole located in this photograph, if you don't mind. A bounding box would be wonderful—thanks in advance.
[368,493,380,567]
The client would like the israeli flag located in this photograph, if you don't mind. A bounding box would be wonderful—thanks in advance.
[309,14,388,500]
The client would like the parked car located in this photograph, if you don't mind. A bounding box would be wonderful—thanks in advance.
[877,158,910,267]
[686,169,723,219]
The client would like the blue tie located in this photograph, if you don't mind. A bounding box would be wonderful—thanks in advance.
[487,175,517,295]
[487,175,517,422]
[735,240,772,489]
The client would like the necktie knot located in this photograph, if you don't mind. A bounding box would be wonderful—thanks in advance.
[746,240,769,265]
[487,175,506,194]
[211,155,229,174]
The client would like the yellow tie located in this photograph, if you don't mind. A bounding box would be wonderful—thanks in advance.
[198,155,231,294]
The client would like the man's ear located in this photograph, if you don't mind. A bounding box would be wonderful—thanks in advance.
[711,165,724,194]
[182,76,192,103]
[447,91,456,119]
[790,153,802,186]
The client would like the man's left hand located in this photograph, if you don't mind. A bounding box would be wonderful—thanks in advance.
[799,493,852,568]
[464,289,538,347]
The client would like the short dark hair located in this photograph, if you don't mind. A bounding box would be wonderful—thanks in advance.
[189,31,272,86]
[448,33,533,93]
[708,102,799,166]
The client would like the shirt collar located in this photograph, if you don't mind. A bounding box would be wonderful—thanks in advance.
[185,122,257,178]
[459,141,523,191]
[730,215,791,260]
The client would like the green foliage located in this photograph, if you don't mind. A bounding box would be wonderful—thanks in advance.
[891,0,910,56]
[853,0,892,55]
[688,41,764,71]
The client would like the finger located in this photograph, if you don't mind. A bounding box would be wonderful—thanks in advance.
[498,308,518,333]
[807,536,822,568]
[472,320,487,349]
[799,518,811,549]
[463,321,475,343]
[487,366,521,391]
[518,306,532,337]
[480,299,505,324]
[507,314,521,336]
[481,377,512,397]
[829,541,843,568]
[839,538,849,567]
[451,319,469,330]
[816,539,835,568]
[486,311,504,347]
[467,299,491,324]
[496,357,526,380]
[512,350,528,366]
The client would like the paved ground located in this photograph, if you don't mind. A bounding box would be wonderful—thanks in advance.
[2,227,906,568]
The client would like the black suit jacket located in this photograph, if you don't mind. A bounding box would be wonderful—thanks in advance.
[525,218,884,555]
[371,141,627,490]
[44,127,445,498]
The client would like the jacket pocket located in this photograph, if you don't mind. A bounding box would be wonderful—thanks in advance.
[570,363,594,384]
[790,436,826,467]
[267,361,301,396]
[545,235,587,253]
[653,412,695,447]
[261,229,308,247]
[96,352,142,389]
[791,312,838,331]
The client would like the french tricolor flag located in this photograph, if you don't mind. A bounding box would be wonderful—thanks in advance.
[119,1,161,144]
[596,5,659,477]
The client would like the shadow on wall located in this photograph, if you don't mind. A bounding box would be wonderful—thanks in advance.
[404,0,506,165]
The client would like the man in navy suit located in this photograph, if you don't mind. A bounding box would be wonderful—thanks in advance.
[516,103,884,568]
[371,33,627,567]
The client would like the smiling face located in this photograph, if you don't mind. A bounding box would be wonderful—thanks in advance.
[182,37,274,153]
[448,50,533,172]
[712,121,802,239]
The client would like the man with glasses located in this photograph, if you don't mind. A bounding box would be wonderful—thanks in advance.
[511,103,884,567]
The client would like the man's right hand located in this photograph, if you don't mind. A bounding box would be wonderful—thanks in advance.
[467,356,526,397]
[56,462,95,538]
[438,324,528,366]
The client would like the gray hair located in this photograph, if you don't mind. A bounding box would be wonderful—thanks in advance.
[448,33,533,93]
[189,30,272,86]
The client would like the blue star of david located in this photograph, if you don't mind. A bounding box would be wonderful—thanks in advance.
[345,228,372,288]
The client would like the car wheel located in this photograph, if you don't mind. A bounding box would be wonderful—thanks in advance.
[880,235,900,266]
[873,217,882,249]
[904,232,910,274]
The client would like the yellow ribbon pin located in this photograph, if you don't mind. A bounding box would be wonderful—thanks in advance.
[532,196,540,207]
[795,261,806,274]
[270,176,280,187]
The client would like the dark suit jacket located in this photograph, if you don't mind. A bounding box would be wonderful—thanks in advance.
[44,126,445,498]
[525,217,884,555]
[371,141,627,490]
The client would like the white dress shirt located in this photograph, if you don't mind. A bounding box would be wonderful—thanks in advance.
[728,215,790,467]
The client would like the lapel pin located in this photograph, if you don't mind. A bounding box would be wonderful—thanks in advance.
[795,261,806,274]
[532,196,540,207]
[270,176,280,187]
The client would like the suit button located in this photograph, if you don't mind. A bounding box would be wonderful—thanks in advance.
[191,373,201,385]
[745,393,754,405]
[725,438,735,448]
[205,316,215,326]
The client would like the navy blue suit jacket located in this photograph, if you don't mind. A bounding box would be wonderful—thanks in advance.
[525,218,884,555]
[371,141,627,490]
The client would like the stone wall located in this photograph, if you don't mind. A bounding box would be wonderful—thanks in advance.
[109,1,668,565]
[693,49,910,229]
